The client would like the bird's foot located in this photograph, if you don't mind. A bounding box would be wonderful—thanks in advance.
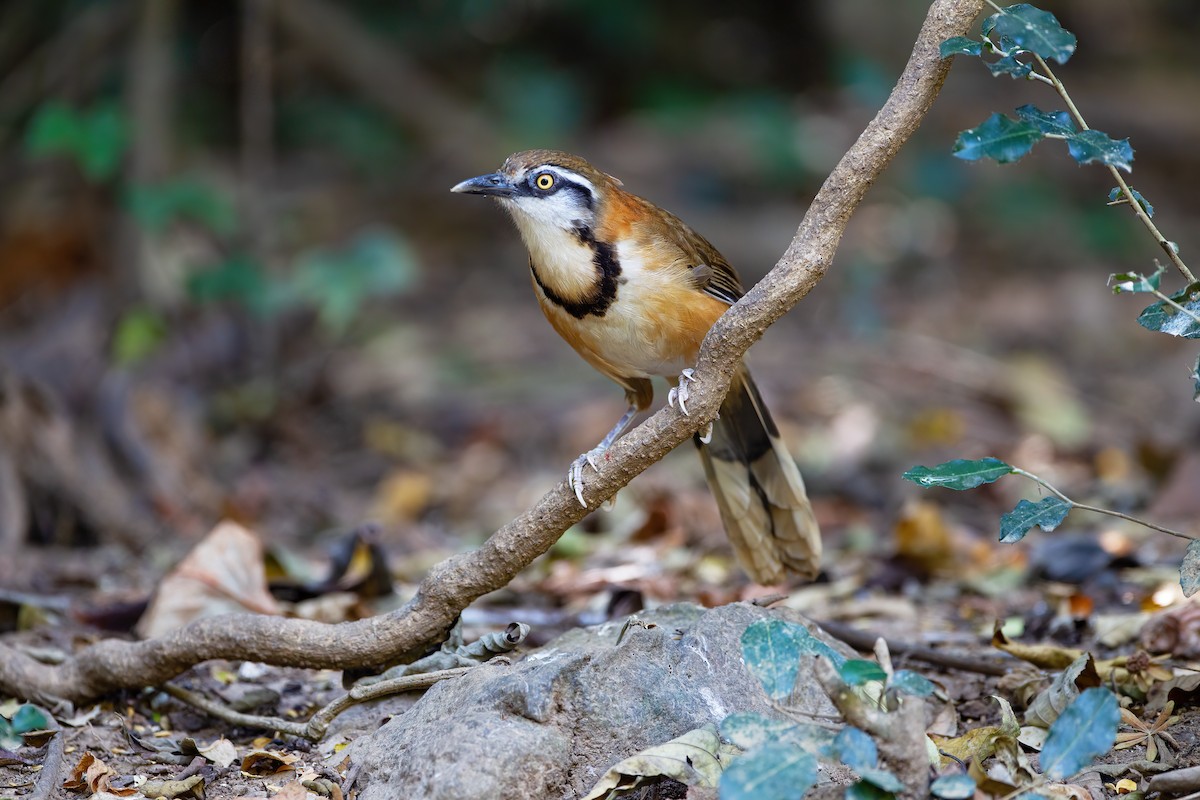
[667,368,697,416]
[698,420,714,444]
[567,445,607,507]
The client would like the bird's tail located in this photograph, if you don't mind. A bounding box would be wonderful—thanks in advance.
[695,367,820,584]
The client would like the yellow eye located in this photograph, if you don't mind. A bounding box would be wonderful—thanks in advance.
[535,173,555,190]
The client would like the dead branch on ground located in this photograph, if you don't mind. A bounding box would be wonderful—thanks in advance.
[0,0,986,705]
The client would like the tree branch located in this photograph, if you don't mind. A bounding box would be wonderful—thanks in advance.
[0,0,986,705]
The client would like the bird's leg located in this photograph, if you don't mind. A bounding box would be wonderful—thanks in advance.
[567,404,639,507]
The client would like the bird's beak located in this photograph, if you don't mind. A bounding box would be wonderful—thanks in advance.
[450,172,517,198]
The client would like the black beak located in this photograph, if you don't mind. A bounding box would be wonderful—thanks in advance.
[450,172,517,198]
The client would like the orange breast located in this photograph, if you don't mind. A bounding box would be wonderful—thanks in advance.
[533,269,729,385]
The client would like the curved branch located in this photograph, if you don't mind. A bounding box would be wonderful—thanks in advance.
[0,0,985,705]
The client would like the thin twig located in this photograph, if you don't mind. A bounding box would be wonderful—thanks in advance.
[1012,468,1196,541]
[815,619,1011,677]
[29,707,63,800]
[162,683,308,738]
[164,665,473,741]
[240,0,273,256]
[305,666,473,740]
[1030,53,1196,284]
[984,0,1195,282]
[1147,286,1200,327]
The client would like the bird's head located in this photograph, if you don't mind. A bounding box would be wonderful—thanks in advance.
[451,150,621,232]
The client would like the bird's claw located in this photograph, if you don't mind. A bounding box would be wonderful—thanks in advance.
[567,446,606,507]
[668,368,697,416]
[698,420,714,444]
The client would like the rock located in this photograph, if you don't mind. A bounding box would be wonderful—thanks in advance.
[348,602,847,800]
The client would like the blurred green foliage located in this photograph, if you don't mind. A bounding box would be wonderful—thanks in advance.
[112,307,169,365]
[24,99,127,180]
[186,229,419,336]
[278,96,410,176]
[125,177,238,236]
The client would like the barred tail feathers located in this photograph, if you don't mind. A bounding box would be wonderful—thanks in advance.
[695,368,820,584]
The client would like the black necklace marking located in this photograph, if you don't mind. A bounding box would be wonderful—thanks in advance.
[529,226,622,319]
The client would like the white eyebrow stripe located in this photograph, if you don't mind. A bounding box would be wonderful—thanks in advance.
[538,165,595,198]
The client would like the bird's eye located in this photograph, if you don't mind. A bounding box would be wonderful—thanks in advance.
[534,173,555,191]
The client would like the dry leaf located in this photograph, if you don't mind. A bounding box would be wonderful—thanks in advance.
[271,780,312,799]
[893,500,955,576]
[198,736,238,768]
[582,725,736,800]
[1037,783,1091,800]
[241,748,300,776]
[137,520,280,638]
[1024,653,1101,728]
[139,773,205,799]
[992,625,1083,669]
[931,696,1019,767]
[62,752,137,796]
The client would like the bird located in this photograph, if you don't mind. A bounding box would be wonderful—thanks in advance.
[451,150,820,584]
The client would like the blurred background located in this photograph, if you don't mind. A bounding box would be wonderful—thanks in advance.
[1,0,1198,612]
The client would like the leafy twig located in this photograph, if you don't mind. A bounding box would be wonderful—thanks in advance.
[1026,56,1195,283]
[1010,467,1195,541]
[903,458,1196,543]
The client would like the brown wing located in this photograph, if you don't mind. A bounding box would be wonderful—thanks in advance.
[657,209,744,305]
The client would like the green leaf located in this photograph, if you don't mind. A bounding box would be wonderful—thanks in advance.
[0,718,17,751]
[741,619,803,701]
[1066,129,1134,172]
[1181,540,1200,598]
[931,774,977,800]
[1108,186,1154,218]
[289,228,420,334]
[1109,266,1164,294]
[940,37,982,58]
[835,727,877,771]
[792,623,848,669]
[890,670,935,697]
[845,782,894,800]
[24,100,127,181]
[1137,284,1200,339]
[953,113,1043,164]
[1192,354,1200,404]
[125,178,237,236]
[986,4,1077,64]
[25,102,78,152]
[1015,104,1075,136]
[186,255,277,317]
[719,741,818,800]
[112,308,167,366]
[986,55,1031,79]
[741,620,847,702]
[998,497,1072,543]
[902,457,1013,490]
[9,705,47,734]
[857,768,904,793]
[720,713,835,753]
[0,704,48,749]
[1040,687,1118,780]
[840,660,887,686]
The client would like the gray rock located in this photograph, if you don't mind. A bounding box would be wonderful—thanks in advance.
[349,602,846,800]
